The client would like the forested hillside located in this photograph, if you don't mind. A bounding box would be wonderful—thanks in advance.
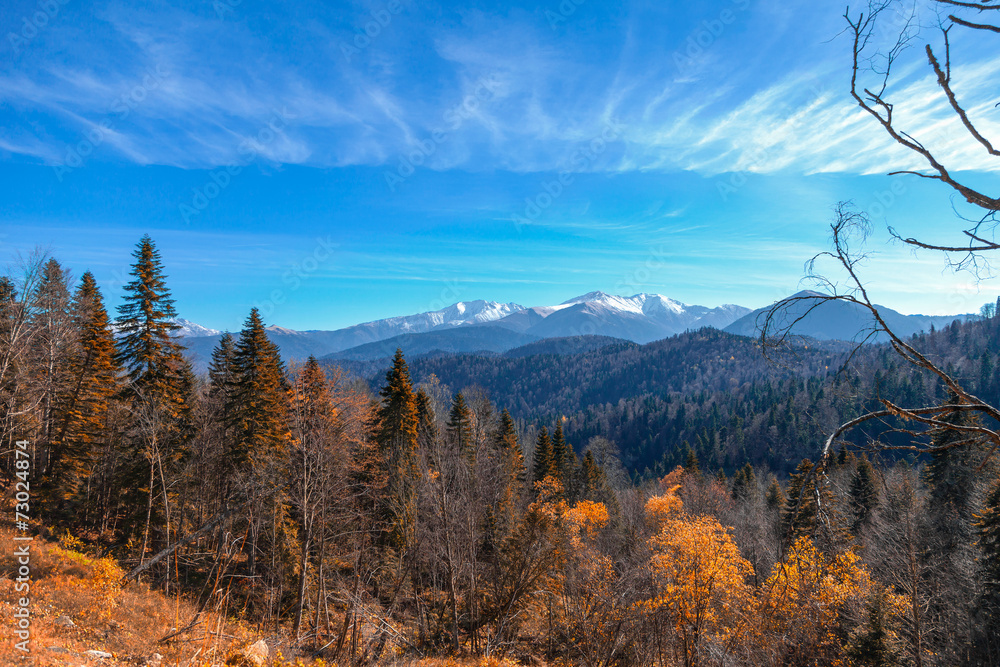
[4,238,1000,666]
[335,317,1000,477]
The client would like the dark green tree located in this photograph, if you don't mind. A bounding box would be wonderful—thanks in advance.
[847,588,904,666]
[551,420,574,486]
[731,463,756,502]
[577,450,610,503]
[765,477,785,512]
[228,308,290,471]
[31,259,73,480]
[684,446,700,476]
[208,332,238,405]
[113,236,194,541]
[850,456,879,534]
[532,426,553,485]
[447,392,474,458]
[923,394,994,547]
[415,388,438,451]
[114,235,189,410]
[374,349,420,551]
[782,459,842,545]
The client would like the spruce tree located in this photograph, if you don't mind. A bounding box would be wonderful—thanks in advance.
[204,333,238,498]
[765,477,785,512]
[208,332,238,405]
[374,349,420,550]
[113,237,194,542]
[551,420,576,490]
[551,420,568,478]
[494,408,525,484]
[226,308,292,578]
[684,446,701,476]
[923,391,996,560]
[850,456,879,533]
[490,408,525,542]
[228,308,290,471]
[782,459,841,544]
[31,259,73,479]
[847,588,904,666]
[43,272,121,510]
[115,235,188,408]
[415,388,438,451]
[533,426,553,485]
[731,463,756,502]
[578,450,609,502]
[447,392,474,458]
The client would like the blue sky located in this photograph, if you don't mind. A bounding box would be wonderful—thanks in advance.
[2,0,999,331]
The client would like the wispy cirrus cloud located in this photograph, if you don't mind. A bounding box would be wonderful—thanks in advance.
[1,0,997,179]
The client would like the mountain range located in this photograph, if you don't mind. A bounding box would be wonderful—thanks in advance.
[179,292,750,370]
[725,290,975,342]
[178,290,975,371]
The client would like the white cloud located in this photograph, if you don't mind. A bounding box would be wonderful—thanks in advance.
[2,2,997,179]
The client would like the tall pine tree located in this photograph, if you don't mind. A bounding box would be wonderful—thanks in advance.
[115,235,189,411]
[113,236,194,542]
[447,392,474,459]
[228,308,290,471]
[43,272,121,511]
[374,349,420,551]
[849,456,879,534]
[532,426,553,486]
[551,420,575,489]
[30,259,73,480]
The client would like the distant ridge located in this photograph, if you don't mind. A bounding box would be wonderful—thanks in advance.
[724,290,975,342]
[178,289,975,371]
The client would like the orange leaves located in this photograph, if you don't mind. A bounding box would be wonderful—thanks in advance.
[644,487,683,531]
[761,536,870,620]
[645,514,754,629]
[754,536,872,662]
[640,486,754,666]
[564,500,609,540]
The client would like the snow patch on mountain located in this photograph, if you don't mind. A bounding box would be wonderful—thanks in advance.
[171,318,221,338]
[384,300,526,333]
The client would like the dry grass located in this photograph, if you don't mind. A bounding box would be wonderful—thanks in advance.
[0,528,256,666]
[0,529,546,666]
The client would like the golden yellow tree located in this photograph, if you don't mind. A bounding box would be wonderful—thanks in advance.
[754,536,873,665]
[643,487,754,667]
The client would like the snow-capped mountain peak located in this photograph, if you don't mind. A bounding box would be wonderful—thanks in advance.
[170,317,220,338]
[562,292,689,317]
[386,300,525,332]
